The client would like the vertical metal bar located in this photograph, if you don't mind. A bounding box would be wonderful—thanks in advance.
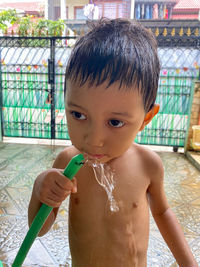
[50,37,56,139]
[184,81,195,151]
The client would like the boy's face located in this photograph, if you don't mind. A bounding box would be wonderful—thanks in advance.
[65,80,153,163]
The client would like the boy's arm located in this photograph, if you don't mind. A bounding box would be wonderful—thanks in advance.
[28,149,77,236]
[28,170,60,237]
[147,153,197,267]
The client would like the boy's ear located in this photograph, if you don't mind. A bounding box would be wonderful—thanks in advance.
[139,104,160,131]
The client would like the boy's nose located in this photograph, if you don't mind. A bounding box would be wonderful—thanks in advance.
[84,124,104,148]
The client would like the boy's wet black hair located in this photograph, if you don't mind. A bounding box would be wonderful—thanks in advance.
[65,18,160,113]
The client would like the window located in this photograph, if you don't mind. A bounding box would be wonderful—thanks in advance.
[74,6,87,20]
[96,2,122,19]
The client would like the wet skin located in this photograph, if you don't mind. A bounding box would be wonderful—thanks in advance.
[66,145,151,267]
[28,81,197,267]
[63,81,160,266]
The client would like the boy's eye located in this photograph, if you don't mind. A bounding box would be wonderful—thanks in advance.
[108,119,125,128]
[71,111,86,120]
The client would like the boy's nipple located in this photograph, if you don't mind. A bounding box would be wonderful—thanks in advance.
[74,197,80,205]
[132,202,138,209]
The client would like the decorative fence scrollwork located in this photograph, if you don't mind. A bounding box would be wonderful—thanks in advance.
[0,24,199,147]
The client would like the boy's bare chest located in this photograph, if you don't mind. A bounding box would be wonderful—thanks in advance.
[68,163,150,266]
[79,161,148,200]
[69,163,150,232]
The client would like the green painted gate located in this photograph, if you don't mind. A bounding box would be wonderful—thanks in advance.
[0,33,199,147]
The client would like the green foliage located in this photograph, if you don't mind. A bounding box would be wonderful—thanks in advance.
[17,16,32,36]
[0,9,65,37]
[33,18,48,36]
[46,19,65,36]
[0,9,18,32]
[32,18,65,36]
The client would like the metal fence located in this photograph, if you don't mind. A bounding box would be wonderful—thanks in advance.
[0,26,199,147]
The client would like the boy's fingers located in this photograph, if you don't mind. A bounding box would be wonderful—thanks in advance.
[40,189,70,207]
[50,189,70,202]
[49,170,77,194]
[40,192,62,207]
[48,169,74,191]
[50,186,71,199]
[38,169,77,206]
[44,197,62,208]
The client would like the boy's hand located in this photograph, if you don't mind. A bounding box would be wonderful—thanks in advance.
[34,169,77,208]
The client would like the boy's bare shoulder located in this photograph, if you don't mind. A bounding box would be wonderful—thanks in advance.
[52,145,81,169]
[133,143,164,181]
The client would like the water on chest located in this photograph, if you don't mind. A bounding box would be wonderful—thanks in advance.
[91,161,119,212]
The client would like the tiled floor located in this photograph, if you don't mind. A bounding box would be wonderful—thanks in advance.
[0,142,200,266]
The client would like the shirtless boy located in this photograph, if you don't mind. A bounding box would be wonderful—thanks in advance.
[28,18,197,266]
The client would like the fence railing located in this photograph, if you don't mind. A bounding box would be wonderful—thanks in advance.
[0,26,199,147]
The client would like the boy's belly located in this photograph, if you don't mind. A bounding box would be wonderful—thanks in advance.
[68,193,150,267]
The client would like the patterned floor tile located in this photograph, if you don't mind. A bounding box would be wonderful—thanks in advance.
[0,215,28,253]
[40,219,71,265]
[1,240,56,266]
[148,235,175,267]
[0,190,20,215]
[173,203,200,236]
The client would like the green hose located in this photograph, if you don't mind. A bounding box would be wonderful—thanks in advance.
[12,154,84,267]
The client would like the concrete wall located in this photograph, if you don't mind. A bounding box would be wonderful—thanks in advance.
[185,80,200,151]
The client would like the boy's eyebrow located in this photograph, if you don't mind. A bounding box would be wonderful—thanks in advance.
[111,112,133,118]
[67,101,133,118]
[67,102,134,118]
[67,101,84,110]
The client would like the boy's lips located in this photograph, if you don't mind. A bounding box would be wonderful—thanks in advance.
[90,154,105,159]
[84,153,105,160]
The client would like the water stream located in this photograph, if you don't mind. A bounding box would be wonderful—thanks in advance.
[86,159,119,212]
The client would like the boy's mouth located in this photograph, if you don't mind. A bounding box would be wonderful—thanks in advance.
[84,152,106,160]
[90,154,105,159]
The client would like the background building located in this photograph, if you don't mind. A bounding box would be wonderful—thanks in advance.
[0,0,200,21]
[134,0,177,19]
[0,1,45,17]
[172,0,200,20]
